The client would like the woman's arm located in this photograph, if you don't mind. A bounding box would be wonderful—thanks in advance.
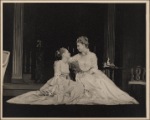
[89,53,98,74]
[69,54,79,63]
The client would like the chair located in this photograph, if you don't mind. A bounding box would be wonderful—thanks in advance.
[2,51,10,81]
[128,66,146,103]
[128,66,146,85]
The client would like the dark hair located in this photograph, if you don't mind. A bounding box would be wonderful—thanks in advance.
[55,47,67,60]
[76,36,89,48]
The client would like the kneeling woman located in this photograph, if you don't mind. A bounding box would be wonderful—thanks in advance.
[7,48,84,105]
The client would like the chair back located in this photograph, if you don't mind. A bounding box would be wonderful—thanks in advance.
[131,66,146,81]
[2,51,10,81]
[129,66,146,85]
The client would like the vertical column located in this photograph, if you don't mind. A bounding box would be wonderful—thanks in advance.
[103,4,116,81]
[104,4,116,64]
[12,4,24,80]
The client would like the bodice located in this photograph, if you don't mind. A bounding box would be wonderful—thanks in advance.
[59,61,70,75]
[78,56,93,72]
[54,60,70,77]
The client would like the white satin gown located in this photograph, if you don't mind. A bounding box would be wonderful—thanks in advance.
[70,50,139,105]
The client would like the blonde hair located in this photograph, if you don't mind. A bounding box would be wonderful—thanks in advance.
[76,36,89,48]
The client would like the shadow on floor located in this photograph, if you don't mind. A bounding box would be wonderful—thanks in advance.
[3,96,146,117]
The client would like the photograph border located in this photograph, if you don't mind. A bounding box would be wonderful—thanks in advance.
[0,0,149,120]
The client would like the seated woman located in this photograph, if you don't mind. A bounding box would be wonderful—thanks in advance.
[7,48,84,105]
[69,36,139,105]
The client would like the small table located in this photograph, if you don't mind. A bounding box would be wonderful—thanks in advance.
[102,66,122,82]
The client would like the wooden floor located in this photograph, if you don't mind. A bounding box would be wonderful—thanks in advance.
[3,83,44,96]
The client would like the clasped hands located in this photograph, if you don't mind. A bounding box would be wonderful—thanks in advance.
[40,86,56,96]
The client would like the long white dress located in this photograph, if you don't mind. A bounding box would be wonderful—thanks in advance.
[7,52,139,105]
[70,50,139,105]
[7,60,84,105]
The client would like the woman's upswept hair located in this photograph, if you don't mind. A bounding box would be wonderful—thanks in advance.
[76,36,89,48]
[55,47,67,60]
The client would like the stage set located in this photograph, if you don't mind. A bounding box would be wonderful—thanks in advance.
[2,3,146,117]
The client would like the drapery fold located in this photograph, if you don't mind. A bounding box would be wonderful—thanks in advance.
[12,3,24,80]
[104,4,116,64]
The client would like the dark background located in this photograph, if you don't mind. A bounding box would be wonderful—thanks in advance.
[3,3,146,91]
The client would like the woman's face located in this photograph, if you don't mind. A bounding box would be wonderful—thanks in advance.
[62,49,70,59]
[77,42,86,53]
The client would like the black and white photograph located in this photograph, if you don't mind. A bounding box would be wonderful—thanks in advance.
[1,0,149,119]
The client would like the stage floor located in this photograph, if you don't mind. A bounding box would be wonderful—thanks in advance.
[3,83,43,96]
[3,96,146,117]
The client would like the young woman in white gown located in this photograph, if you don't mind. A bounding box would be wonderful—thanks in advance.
[69,36,139,105]
[7,48,84,105]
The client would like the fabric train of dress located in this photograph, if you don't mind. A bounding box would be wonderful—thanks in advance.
[7,76,84,105]
[7,61,85,105]
[7,77,84,105]
[69,51,139,105]
[75,70,139,105]
[7,52,139,105]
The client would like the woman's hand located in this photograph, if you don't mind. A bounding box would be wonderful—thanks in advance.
[40,88,49,96]
[39,83,49,93]
[40,86,56,96]
[40,88,52,96]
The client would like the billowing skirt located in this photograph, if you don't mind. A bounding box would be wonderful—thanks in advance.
[7,71,139,105]
[7,76,84,105]
[75,70,139,105]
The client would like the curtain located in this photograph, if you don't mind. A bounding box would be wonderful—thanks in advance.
[104,4,116,64]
